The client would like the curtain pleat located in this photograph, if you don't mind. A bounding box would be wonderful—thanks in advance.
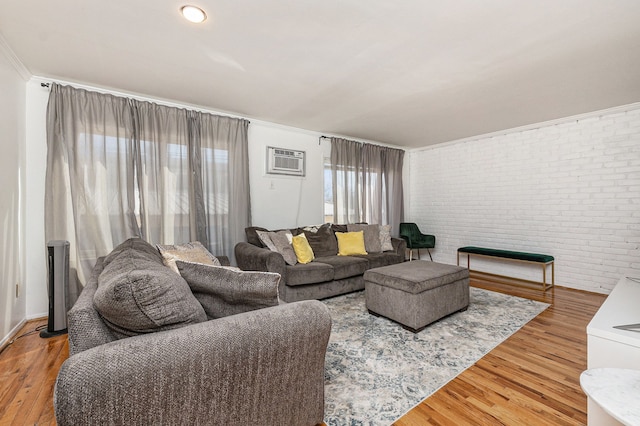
[45,83,250,303]
[331,138,361,224]
[330,137,404,235]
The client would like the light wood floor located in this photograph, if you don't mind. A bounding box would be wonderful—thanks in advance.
[0,280,606,426]
[395,279,607,426]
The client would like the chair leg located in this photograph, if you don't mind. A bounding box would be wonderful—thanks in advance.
[417,249,420,260]
[427,249,433,261]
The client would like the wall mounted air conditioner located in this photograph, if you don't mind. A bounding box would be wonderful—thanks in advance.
[266,146,305,176]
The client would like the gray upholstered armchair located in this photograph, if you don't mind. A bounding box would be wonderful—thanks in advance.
[54,238,332,426]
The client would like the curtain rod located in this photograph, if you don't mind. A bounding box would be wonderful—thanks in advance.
[37,81,249,122]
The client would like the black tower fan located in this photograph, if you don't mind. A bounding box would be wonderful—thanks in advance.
[40,240,70,338]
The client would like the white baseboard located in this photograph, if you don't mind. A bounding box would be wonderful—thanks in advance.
[1,315,49,349]
[27,312,48,320]
[0,318,27,348]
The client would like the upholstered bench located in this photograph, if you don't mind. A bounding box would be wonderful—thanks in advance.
[457,246,554,291]
[364,261,469,332]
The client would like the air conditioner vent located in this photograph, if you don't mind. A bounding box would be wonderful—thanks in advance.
[267,146,305,176]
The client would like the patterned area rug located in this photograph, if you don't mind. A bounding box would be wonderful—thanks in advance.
[322,288,549,425]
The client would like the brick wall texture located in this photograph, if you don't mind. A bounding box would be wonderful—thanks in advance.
[407,106,640,293]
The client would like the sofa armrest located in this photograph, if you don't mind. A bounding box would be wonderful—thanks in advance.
[55,300,331,426]
[391,237,407,258]
[67,257,119,355]
[235,242,286,277]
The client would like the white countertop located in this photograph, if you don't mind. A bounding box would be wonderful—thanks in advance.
[587,276,640,348]
[581,368,640,426]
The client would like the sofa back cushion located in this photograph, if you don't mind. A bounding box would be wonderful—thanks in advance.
[94,238,207,338]
[347,224,382,253]
[295,223,338,257]
[245,226,269,247]
[102,236,164,267]
[176,260,280,319]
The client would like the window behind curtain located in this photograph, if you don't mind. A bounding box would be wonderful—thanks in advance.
[324,156,333,223]
[329,137,404,234]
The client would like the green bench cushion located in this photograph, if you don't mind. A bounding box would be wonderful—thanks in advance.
[458,246,554,263]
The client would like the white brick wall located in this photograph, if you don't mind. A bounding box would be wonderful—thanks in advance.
[407,105,640,294]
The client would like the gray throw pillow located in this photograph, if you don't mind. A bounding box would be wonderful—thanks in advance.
[156,241,221,274]
[176,260,280,319]
[256,230,278,252]
[348,224,382,253]
[379,224,394,252]
[257,230,297,266]
[94,251,207,337]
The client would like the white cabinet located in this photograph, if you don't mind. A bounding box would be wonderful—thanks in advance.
[585,276,640,425]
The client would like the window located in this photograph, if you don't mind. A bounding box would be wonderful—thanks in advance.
[324,156,333,223]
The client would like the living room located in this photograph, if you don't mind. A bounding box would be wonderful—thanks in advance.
[1,1,640,425]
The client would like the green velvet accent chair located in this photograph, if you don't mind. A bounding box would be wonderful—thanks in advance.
[399,223,436,261]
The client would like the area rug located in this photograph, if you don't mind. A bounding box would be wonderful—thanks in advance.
[322,288,549,425]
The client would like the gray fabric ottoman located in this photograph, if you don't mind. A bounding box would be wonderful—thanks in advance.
[364,261,470,332]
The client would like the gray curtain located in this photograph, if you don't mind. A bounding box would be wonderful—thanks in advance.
[330,137,404,235]
[45,83,250,298]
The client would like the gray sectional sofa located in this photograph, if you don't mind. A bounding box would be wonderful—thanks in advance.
[235,223,407,302]
[54,237,331,426]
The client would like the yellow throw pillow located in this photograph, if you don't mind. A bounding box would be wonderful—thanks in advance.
[335,231,368,256]
[292,233,315,264]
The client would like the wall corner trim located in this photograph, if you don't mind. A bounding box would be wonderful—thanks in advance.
[0,32,31,81]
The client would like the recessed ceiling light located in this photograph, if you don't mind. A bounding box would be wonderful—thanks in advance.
[181,5,207,23]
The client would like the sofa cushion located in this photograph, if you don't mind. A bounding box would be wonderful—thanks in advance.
[245,226,269,247]
[102,237,164,267]
[347,224,382,253]
[156,241,221,274]
[331,224,348,234]
[335,231,368,256]
[176,260,280,319]
[294,223,338,258]
[94,245,207,337]
[313,255,369,280]
[292,234,315,264]
[286,262,334,286]
[353,252,404,269]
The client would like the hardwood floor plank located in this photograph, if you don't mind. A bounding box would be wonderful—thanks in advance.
[0,319,66,426]
[394,282,605,425]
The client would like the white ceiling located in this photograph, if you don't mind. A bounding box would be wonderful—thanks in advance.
[1,0,640,148]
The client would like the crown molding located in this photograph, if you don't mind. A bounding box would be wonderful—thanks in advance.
[0,32,31,81]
